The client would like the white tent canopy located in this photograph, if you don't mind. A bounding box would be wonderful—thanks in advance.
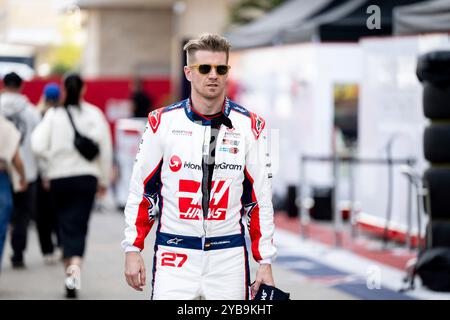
[393,0,450,35]
[280,0,367,44]
[226,0,333,49]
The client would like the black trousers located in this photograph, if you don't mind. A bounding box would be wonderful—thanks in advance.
[10,181,37,261]
[35,176,59,255]
[50,175,97,259]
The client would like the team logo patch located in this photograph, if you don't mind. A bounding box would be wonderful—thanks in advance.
[176,179,231,220]
[148,109,162,133]
[169,155,182,172]
[244,201,258,230]
[250,112,265,140]
[143,192,158,220]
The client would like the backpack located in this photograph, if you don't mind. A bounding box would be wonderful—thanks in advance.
[402,247,450,292]
[415,248,450,292]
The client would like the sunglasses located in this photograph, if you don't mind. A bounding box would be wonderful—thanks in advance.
[188,64,231,75]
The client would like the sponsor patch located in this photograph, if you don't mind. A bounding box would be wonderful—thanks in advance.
[166,102,183,111]
[172,129,193,136]
[224,99,231,115]
[167,238,183,245]
[169,155,182,172]
[224,131,241,139]
[222,138,239,146]
[219,146,239,154]
[214,162,242,171]
[204,240,231,249]
[184,162,201,171]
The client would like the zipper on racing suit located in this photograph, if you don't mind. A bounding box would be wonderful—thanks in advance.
[200,114,233,249]
[201,124,221,249]
[201,126,211,248]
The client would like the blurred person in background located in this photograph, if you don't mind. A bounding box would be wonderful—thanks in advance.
[0,72,40,269]
[31,73,113,298]
[0,114,26,272]
[122,34,276,300]
[35,83,61,264]
[38,82,60,116]
[131,78,153,118]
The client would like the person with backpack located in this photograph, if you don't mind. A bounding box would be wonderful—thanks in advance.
[0,72,40,268]
[31,73,113,298]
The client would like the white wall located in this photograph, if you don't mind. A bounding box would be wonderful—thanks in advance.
[357,34,450,235]
[229,43,362,196]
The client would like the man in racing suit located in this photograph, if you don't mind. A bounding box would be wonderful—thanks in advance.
[122,34,277,300]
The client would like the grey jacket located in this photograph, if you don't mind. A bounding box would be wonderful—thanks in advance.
[0,92,40,184]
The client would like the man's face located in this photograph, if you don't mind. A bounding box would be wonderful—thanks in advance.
[184,50,229,100]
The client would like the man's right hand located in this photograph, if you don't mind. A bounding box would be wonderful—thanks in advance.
[124,252,146,291]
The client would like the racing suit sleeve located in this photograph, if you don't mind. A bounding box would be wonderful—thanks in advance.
[243,124,277,264]
[121,117,163,252]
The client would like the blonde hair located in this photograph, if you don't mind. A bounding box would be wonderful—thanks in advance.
[183,33,231,65]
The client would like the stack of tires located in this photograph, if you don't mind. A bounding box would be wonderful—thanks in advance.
[417,51,450,248]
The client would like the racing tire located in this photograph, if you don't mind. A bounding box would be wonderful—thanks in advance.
[423,82,450,120]
[417,51,450,86]
[424,124,450,163]
[423,167,450,220]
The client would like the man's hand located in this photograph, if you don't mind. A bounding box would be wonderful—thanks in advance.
[251,264,275,298]
[124,252,146,291]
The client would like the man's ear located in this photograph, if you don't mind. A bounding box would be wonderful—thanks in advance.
[184,66,192,82]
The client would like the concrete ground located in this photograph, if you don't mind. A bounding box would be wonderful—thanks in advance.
[0,209,355,300]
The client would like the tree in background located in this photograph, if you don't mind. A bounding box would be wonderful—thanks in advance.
[47,6,84,77]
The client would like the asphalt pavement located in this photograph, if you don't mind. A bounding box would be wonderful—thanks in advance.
[0,207,355,300]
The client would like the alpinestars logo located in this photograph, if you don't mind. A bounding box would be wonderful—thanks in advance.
[169,155,182,172]
[167,238,183,245]
[176,179,232,220]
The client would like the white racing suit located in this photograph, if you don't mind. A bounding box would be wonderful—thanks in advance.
[122,98,277,300]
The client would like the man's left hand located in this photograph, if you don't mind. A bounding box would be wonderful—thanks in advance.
[251,264,275,298]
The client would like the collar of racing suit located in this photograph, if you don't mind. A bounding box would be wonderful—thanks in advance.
[185,97,233,128]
